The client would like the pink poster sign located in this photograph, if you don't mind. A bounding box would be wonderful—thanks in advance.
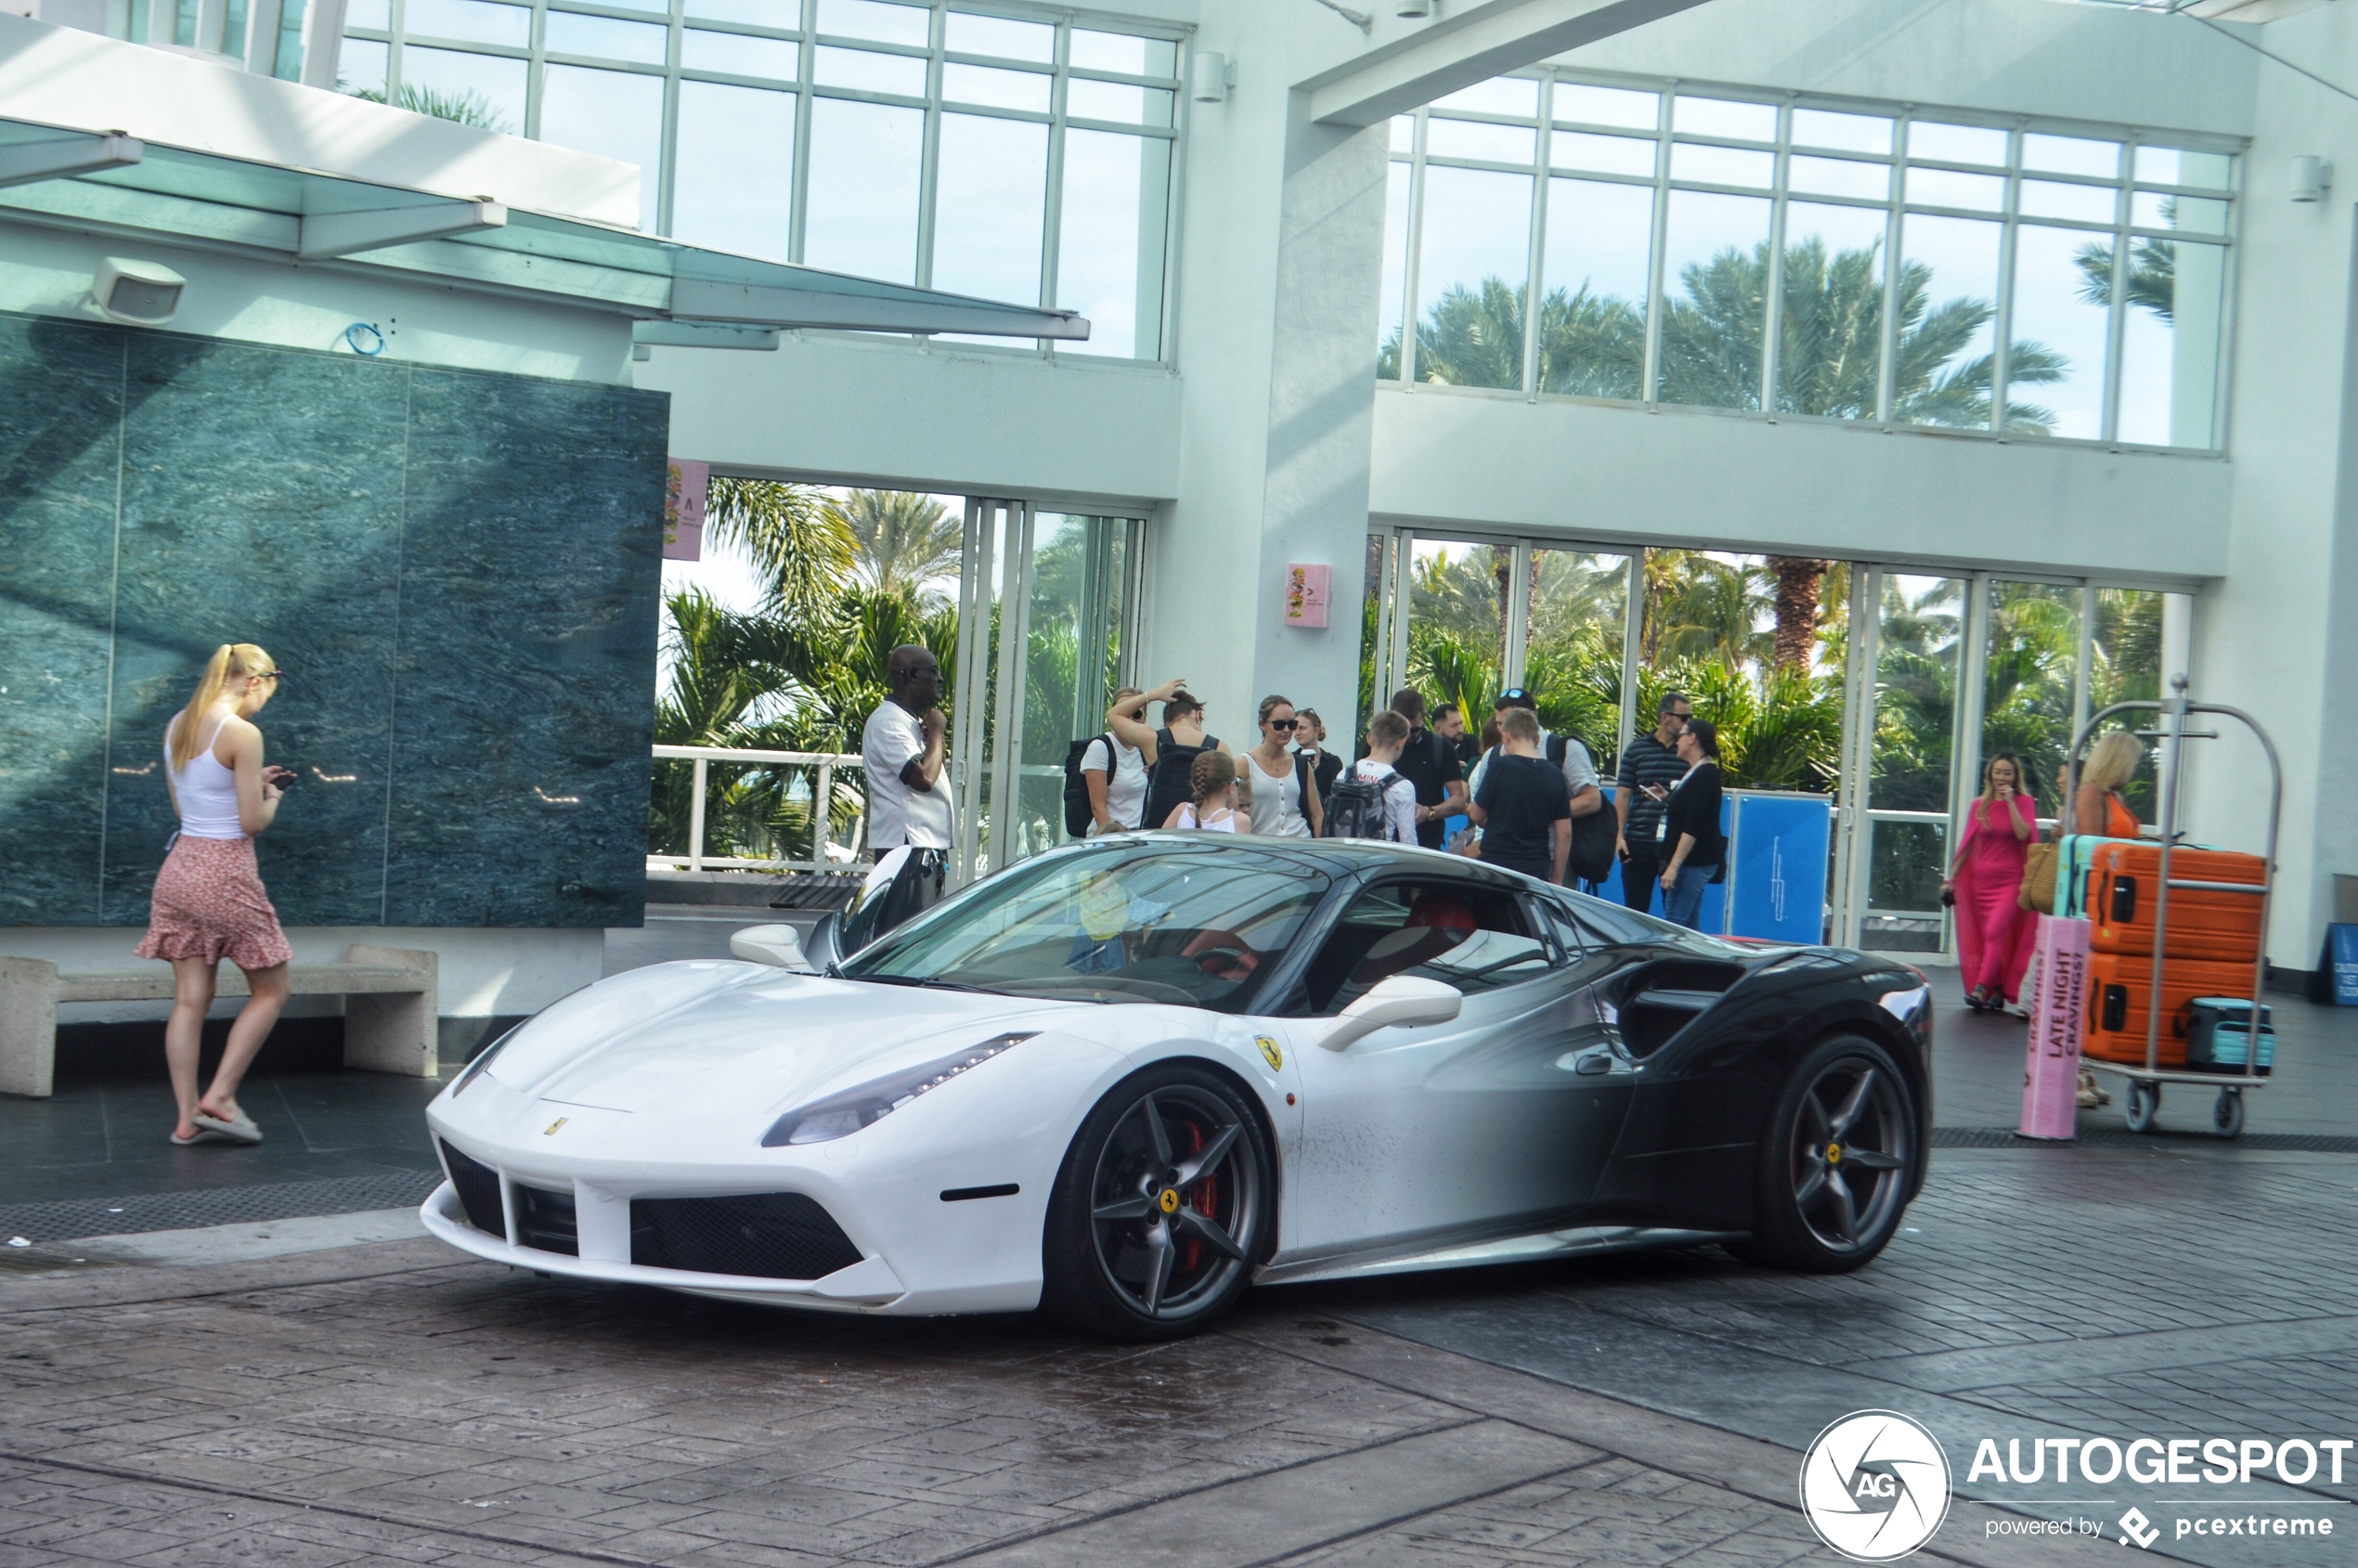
[664,459,709,562]
[1285,563,1330,628]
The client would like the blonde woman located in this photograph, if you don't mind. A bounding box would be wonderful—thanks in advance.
[136,643,295,1147]
[2075,731,2145,839]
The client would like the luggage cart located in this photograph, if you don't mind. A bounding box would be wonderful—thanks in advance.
[2062,675,2279,1138]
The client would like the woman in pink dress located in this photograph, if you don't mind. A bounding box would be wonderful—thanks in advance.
[1942,754,2040,1013]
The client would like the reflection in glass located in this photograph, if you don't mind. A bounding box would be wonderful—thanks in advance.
[1656,189,1770,408]
[1058,129,1171,358]
[946,11,1050,60]
[545,10,666,62]
[673,82,795,262]
[2115,240,2225,448]
[2023,133,2118,178]
[1068,79,1173,127]
[398,46,525,135]
[1793,109,1890,154]
[1897,214,2001,429]
[405,0,527,46]
[1026,516,1135,849]
[1674,97,1776,141]
[1982,580,2081,815]
[1379,162,1410,365]
[1865,574,1963,946]
[1905,166,2004,212]
[341,37,387,94]
[1550,131,1655,177]
[1553,82,1656,130]
[816,0,927,46]
[2133,192,2227,235]
[2092,589,2170,823]
[682,30,798,79]
[1070,30,1176,76]
[2135,146,2234,188]
[1790,155,1888,201]
[2009,225,2111,439]
[931,113,1048,305]
[815,45,926,95]
[804,97,923,282]
[2018,179,2117,225]
[542,66,665,231]
[1777,201,1886,418]
[1524,550,1631,771]
[1538,177,1651,399]
[347,0,388,27]
[1406,538,1511,718]
[1406,165,1533,390]
[1908,122,2007,166]
[1433,77,1537,118]
[1670,143,1773,188]
[1392,115,1414,154]
[1425,119,1535,164]
[942,63,1050,112]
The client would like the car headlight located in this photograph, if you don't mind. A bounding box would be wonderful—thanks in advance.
[450,1022,523,1098]
[760,1032,1035,1147]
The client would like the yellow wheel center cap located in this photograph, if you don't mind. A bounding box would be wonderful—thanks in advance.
[1159,1188,1180,1214]
[1825,1143,1843,1164]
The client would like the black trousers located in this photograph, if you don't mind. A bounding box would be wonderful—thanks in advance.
[872,847,947,938]
[1620,839,1663,915]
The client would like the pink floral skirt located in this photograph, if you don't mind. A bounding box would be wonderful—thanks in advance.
[135,835,293,972]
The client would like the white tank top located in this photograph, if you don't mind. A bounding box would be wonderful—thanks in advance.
[1243,750,1312,838]
[165,714,245,839]
[1169,802,1241,834]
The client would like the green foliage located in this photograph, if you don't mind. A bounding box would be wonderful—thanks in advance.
[345,84,512,133]
[835,489,962,602]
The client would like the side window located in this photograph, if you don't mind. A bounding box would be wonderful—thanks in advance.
[1288,881,1553,1015]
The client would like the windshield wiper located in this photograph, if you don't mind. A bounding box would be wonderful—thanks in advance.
[836,973,1009,996]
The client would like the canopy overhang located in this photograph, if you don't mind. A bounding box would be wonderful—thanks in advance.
[0,118,1089,343]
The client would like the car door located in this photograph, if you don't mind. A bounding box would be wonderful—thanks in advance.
[1274,875,1610,1264]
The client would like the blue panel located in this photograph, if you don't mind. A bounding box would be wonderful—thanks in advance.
[100,334,408,927]
[382,369,664,927]
[1724,793,1833,944]
[0,317,123,923]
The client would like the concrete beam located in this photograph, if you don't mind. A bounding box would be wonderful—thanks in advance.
[668,277,1089,340]
[1299,0,1714,127]
[0,131,139,189]
[296,200,506,258]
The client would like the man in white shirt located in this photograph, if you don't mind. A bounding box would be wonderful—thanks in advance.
[862,644,953,931]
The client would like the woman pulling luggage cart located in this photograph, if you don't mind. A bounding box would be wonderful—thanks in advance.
[2061,675,2278,1138]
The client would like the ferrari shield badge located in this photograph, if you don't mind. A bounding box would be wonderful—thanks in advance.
[1256,1036,1283,1071]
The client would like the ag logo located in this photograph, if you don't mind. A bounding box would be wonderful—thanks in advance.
[1798,1410,1950,1562]
[1257,1036,1284,1071]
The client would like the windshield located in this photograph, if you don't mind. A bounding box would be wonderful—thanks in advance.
[839,843,1332,1010]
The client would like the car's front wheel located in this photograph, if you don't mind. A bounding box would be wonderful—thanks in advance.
[1746,1034,1920,1272]
[1043,1064,1272,1341]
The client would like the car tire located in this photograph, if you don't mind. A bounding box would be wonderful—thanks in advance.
[1747,1033,1921,1273]
[1043,1063,1273,1341]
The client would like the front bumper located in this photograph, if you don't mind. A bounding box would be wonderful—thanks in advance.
[419,1181,910,1310]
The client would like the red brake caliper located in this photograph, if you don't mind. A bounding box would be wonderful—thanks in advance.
[1179,1121,1211,1275]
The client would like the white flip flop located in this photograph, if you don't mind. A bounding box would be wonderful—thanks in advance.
[169,1127,227,1146]
[190,1110,263,1144]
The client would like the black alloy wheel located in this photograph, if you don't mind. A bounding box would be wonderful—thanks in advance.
[1747,1034,1919,1272]
[1043,1064,1271,1341]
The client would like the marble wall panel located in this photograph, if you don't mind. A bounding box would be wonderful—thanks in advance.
[382,369,664,927]
[0,317,124,924]
[99,335,409,927]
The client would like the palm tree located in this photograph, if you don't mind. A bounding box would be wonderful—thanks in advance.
[706,477,857,620]
[346,84,512,133]
[834,489,962,602]
[1766,557,1832,671]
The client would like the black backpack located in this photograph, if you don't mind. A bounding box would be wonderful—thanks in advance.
[1324,767,1396,841]
[1538,733,1617,884]
[1144,727,1217,832]
[1062,733,1117,837]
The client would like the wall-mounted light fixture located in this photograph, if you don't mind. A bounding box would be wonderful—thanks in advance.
[2291,155,2334,202]
[1192,52,1237,103]
[91,256,185,325]
[1398,0,1434,16]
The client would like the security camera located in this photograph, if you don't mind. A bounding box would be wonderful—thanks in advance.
[92,257,185,326]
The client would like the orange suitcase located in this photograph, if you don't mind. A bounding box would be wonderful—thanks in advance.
[2082,952,2264,1067]
[2084,842,2265,960]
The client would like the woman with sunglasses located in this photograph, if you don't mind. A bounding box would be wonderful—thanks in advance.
[136,642,297,1147]
[1237,694,1323,838]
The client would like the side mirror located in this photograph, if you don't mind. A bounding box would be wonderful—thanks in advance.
[1319,975,1462,1052]
[803,910,844,975]
[729,923,811,971]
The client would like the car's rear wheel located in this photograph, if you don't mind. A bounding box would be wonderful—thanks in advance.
[1747,1034,1919,1272]
[1043,1064,1271,1341]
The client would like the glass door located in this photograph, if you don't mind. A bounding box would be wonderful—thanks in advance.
[1522,547,1633,771]
[950,502,1142,886]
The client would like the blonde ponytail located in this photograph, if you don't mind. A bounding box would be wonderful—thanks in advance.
[169,643,273,769]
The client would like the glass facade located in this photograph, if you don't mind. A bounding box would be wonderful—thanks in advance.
[1382,71,2237,449]
[340,0,1181,357]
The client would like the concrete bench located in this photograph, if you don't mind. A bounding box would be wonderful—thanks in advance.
[0,945,437,1098]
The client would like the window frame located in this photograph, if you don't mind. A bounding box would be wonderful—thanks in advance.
[1277,872,1561,1019]
[1382,66,2243,455]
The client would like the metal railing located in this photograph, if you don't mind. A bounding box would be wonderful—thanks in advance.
[649,745,866,875]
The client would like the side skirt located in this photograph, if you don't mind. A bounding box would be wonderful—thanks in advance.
[1252,1225,1744,1287]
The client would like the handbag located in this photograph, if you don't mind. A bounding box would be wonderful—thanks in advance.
[2018,841,2059,913]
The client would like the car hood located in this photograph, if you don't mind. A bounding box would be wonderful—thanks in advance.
[482,961,1088,1119]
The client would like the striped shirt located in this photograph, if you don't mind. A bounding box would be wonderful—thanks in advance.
[1616,733,1688,846]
